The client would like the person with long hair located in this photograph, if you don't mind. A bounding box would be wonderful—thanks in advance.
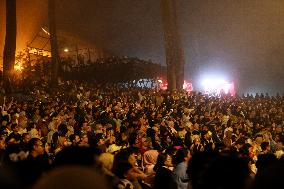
[112,148,146,189]
[153,152,173,189]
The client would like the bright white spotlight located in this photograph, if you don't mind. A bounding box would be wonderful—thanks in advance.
[64,48,69,52]
[201,77,235,96]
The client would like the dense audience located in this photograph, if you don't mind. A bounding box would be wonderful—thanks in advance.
[0,79,283,189]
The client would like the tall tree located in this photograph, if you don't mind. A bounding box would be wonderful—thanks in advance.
[48,0,59,87]
[160,0,185,91]
[3,0,17,93]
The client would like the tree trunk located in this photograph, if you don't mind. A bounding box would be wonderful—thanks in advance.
[3,0,17,93]
[160,0,184,91]
[48,0,59,87]
[172,1,184,90]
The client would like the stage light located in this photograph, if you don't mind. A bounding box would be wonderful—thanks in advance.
[14,63,23,71]
[201,78,226,88]
[201,77,235,96]
[64,48,69,52]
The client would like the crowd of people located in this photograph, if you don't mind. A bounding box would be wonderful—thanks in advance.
[0,79,283,189]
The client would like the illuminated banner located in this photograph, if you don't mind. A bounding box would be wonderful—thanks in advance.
[158,79,193,92]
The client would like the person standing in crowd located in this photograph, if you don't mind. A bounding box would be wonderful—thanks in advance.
[171,148,191,189]
[142,149,159,187]
[190,136,204,154]
[202,130,215,153]
[20,138,50,186]
[153,152,173,189]
[112,149,145,189]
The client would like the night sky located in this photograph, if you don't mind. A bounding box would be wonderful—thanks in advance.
[1,0,284,94]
